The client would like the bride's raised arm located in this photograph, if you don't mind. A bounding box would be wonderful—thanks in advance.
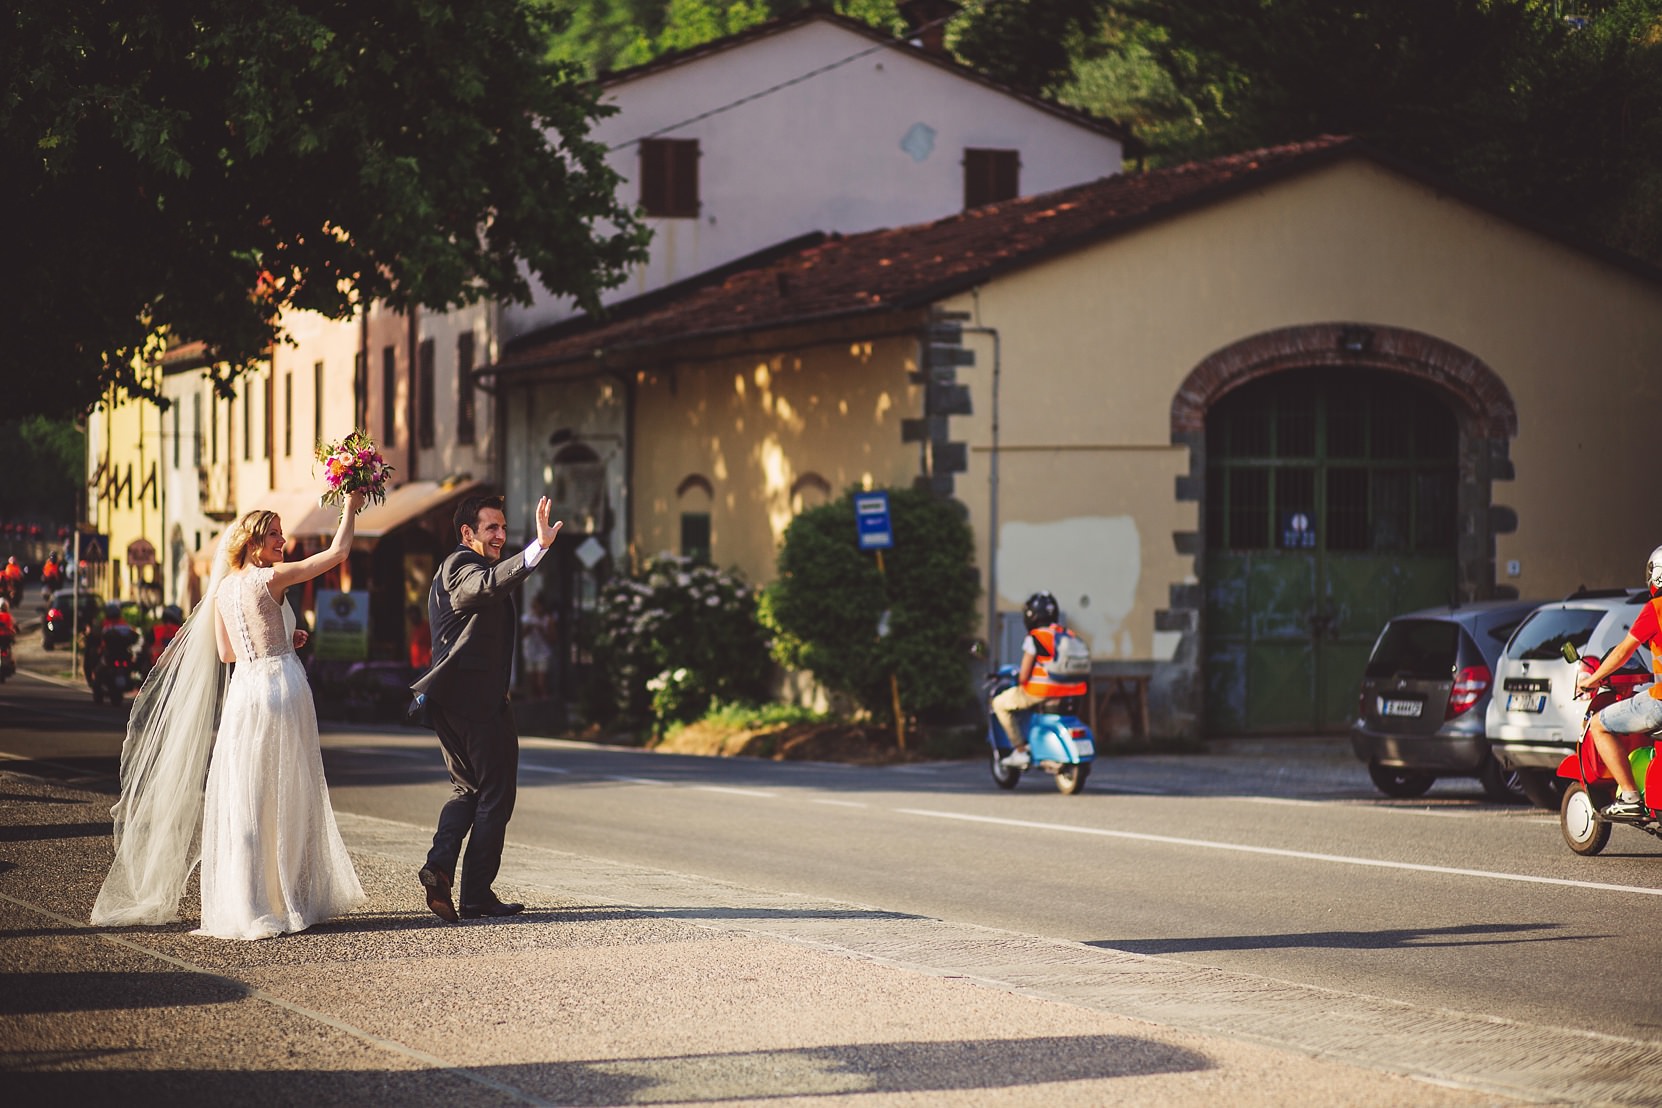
[269,488,366,595]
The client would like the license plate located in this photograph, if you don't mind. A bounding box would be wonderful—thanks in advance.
[114,675,127,689]
[1381,698,1422,718]
[1506,692,1547,713]
[1072,739,1095,758]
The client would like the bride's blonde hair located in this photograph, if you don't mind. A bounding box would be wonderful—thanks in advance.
[226,509,281,570]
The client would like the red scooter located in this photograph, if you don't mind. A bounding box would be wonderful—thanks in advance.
[1557,643,1662,855]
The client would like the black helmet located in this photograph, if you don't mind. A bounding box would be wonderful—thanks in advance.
[163,604,183,623]
[1022,591,1059,631]
[104,601,122,619]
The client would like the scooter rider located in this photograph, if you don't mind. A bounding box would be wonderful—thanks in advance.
[994,591,1088,769]
[1574,544,1662,818]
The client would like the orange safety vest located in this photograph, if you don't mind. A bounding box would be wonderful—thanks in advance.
[1648,597,1662,701]
[1022,624,1089,698]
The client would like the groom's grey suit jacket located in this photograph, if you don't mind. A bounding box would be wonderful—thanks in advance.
[412,544,537,715]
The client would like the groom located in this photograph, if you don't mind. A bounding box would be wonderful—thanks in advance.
[413,493,561,922]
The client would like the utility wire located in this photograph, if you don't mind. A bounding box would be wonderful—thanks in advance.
[607,11,960,152]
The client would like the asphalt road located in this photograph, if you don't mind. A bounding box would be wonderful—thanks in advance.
[5,658,1662,1099]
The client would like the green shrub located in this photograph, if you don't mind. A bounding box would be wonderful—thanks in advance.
[593,555,771,727]
[761,486,979,722]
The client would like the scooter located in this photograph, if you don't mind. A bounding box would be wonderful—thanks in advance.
[1556,643,1662,855]
[0,635,14,683]
[985,665,1096,794]
[88,624,140,705]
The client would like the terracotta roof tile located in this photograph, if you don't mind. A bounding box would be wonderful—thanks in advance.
[492,136,1357,375]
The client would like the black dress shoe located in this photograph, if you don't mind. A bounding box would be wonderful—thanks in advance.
[418,866,458,923]
[459,899,524,919]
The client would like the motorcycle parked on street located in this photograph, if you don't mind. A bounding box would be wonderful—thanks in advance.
[88,624,140,705]
[985,665,1096,794]
[1557,642,1662,855]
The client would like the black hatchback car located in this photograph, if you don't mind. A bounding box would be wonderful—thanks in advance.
[41,588,104,649]
[1351,599,1544,801]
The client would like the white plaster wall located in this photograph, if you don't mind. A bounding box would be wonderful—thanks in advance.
[502,18,1122,338]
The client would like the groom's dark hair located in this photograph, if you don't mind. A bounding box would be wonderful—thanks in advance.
[455,493,506,537]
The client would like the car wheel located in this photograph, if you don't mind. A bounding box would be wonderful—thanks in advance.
[1517,769,1566,811]
[1560,782,1611,856]
[1477,753,1527,804]
[1367,762,1435,798]
[42,636,53,651]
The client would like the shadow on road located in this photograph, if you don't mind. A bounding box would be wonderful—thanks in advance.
[1093,920,1600,955]
[3,1033,1211,1103]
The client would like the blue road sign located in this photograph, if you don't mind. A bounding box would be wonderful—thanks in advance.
[855,491,893,551]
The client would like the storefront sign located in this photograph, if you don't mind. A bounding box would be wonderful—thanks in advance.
[313,589,369,661]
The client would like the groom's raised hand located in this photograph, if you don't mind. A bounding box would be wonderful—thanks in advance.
[535,496,563,550]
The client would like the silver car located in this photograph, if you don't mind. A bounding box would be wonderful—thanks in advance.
[1352,599,1544,802]
[1486,589,1653,809]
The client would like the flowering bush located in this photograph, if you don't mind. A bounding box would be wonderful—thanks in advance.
[593,555,771,728]
[315,431,394,509]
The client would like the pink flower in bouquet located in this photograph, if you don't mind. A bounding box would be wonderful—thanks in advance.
[315,431,395,510]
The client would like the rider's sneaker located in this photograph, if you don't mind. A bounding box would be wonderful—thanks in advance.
[1002,749,1031,769]
[1601,794,1645,819]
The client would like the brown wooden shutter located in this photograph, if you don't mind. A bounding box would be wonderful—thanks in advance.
[640,138,700,217]
[963,148,1020,209]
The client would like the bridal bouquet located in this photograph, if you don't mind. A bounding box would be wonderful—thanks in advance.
[316,431,394,509]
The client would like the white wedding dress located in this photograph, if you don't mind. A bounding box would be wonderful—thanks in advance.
[196,566,365,940]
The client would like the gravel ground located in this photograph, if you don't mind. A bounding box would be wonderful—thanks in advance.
[0,769,1536,1107]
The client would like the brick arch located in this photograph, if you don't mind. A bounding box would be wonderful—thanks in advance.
[1171,323,1516,439]
[1152,322,1519,738]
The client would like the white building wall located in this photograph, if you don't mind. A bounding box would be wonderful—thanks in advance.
[502,18,1123,338]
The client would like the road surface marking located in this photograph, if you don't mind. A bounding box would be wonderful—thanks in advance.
[811,798,868,809]
[693,785,777,798]
[898,807,1662,897]
[605,774,671,787]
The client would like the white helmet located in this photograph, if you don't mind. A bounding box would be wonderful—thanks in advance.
[1649,545,1662,594]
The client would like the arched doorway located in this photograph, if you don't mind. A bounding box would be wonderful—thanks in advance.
[1168,323,1519,737]
[1204,368,1459,732]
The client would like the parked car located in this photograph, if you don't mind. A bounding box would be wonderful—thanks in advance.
[1351,599,1544,801]
[1486,588,1653,810]
[40,588,104,650]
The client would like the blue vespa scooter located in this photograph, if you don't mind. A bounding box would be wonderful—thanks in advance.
[985,665,1095,794]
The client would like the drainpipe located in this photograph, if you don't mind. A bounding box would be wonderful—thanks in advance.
[964,320,1002,667]
[406,306,420,481]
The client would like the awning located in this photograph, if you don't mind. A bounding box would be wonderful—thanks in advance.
[289,478,485,544]
[251,490,329,538]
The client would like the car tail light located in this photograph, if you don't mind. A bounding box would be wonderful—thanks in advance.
[1446,665,1491,719]
[47,607,62,623]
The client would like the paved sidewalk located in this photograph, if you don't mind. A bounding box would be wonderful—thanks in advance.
[0,767,1539,1108]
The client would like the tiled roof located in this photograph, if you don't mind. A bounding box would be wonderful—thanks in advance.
[490,136,1358,376]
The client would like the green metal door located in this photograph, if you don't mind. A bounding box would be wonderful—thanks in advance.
[1204,369,1457,734]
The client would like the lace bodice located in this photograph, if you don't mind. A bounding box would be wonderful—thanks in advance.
[216,567,296,663]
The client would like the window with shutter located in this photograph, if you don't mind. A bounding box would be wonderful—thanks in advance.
[963,148,1020,209]
[457,332,476,445]
[640,138,700,218]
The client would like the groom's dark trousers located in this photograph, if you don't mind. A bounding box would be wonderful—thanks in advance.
[413,542,538,908]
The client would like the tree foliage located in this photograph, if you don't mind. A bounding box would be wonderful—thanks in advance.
[1111,0,1662,261]
[5,0,650,417]
[762,487,979,723]
[0,417,84,523]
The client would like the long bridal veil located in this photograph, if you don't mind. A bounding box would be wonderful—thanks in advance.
[91,533,233,926]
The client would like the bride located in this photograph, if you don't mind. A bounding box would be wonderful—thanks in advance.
[92,487,367,939]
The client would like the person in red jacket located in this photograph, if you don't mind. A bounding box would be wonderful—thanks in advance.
[994,591,1089,769]
[1575,545,1662,817]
